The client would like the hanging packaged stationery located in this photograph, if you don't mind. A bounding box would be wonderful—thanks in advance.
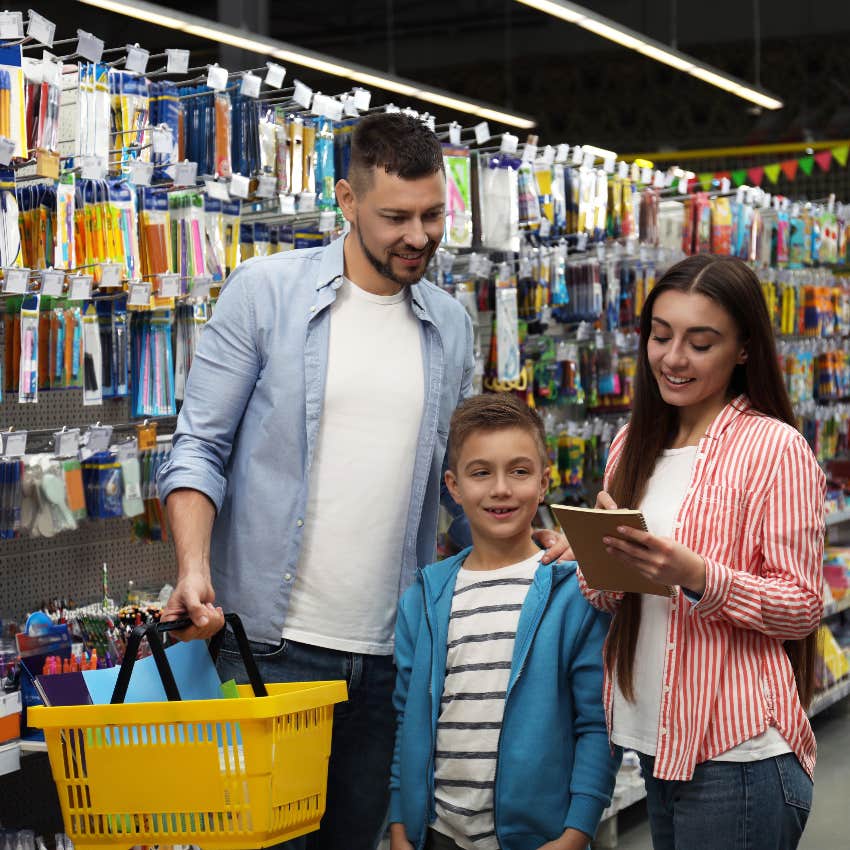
[0,43,27,160]
[168,190,206,287]
[592,170,608,242]
[203,195,226,281]
[693,192,712,254]
[775,208,790,265]
[495,264,520,383]
[748,207,762,263]
[78,63,111,160]
[517,159,541,231]
[315,117,336,211]
[108,180,140,282]
[1,174,22,268]
[231,93,260,177]
[711,197,732,255]
[258,109,278,176]
[680,197,694,255]
[551,163,567,235]
[443,145,472,248]
[174,301,209,401]
[577,168,594,235]
[288,116,304,194]
[214,91,233,178]
[116,440,144,518]
[138,188,171,279]
[275,114,291,194]
[131,312,176,418]
[733,201,753,260]
[302,117,317,195]
[789,213,806,268]
[607,175,622,239]
[55,175,75,269]
[149,81,179,179]
[638,188,659,245]
[18,294,40,404]
[240,222,255,261]
[478,155,519,252]
[82,303,103,406]
[658,200,684,256]
[81,451,123,519]
[621,179,636,241]
[222,199,241,274]
[110,70,150,175]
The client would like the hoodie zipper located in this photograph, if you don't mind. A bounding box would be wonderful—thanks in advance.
[492,571,555,847]
[419,575,436,850]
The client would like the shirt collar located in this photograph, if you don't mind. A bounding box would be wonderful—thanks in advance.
[704,394,752,439]
[315,235,433,320]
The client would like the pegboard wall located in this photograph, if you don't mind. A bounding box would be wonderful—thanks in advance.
[0,383,177,618]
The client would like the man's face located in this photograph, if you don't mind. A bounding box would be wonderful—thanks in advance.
[346,168,446,287]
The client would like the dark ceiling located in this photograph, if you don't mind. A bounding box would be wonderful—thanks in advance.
[9,0,850,153]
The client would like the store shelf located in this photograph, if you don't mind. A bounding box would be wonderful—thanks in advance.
[808,677,850,719]
[0,742,21,777]
[823,595,850,618]
[825,509,850,528]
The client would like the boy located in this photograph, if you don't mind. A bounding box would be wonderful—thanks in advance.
[389,394,621,850]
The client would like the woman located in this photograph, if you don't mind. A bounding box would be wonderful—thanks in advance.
[578,254,825,850]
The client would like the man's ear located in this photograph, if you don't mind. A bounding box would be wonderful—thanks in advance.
[336,179,356,223]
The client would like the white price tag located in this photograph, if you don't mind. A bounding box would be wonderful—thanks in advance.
[640,167,652,184]
[555,143,569,163]
[204,178,230,201]
[279,193,296,215]
[264,62,286,88]
[41,269,65,297]
[422,114,435,132]
[116,439,138,462]
[678,174,689,194]
[310,93,327,117]
[206,64,229,91]
[448,123,462,146]
[41,59,60,86]
[81,155,106,180]
[720,177,731,194]
[617,160,629,179]
[128,281,151,306]
[293,79,313,109]
[191,275,212,300]
[27,10,55,46]
[128,159,153,186]
[172,161,198,187]
[0,137,16,166]
[68,275,92,300]
[297,192,316,213]
[352,88,371,111]
[125,45,149,75]
[99,263,123,288]
[158,273,180,298]
[2,430,27,458]
[384,103,400,114]
[76,29,104,63]
[318,211,336,232]
[255,174,276,198]
[603,155,616,174]
[241,72,261,98]
[500,133,518,155]
[229,173,250,199]
[0,11,23,39]
[539,218,551,238]
[2,268,30,295]
[86,425,113,454]
[474,122,490,146]
[54,428,81,459]
[326,98,343,122]
[166,49,189,74]
[582,151,595,170]
[571,146,584,165]
[541,145,555,166]
[521,142,537,162]
[152,125,173,154]
[342,95,359,117]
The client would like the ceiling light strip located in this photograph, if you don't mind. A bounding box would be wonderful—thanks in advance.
[77,0,537,128]
[515,0,783,110]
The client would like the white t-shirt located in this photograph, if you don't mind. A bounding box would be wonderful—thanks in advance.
[283,277,424,654]
[611,446,791,761]
[432,554,539,850]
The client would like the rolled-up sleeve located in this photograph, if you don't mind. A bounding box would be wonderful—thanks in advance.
[157,267,261,511]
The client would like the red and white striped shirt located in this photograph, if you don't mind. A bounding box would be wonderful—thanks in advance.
[578,395,825,781]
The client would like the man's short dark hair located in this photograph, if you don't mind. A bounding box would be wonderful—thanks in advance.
[347,113,444,195]
[447,394,549,471]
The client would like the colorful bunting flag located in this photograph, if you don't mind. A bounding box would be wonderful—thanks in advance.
[832,145,849,167]
[780,159,798,180]
[798,156,815,176]
[731,169,747,187]
[814,150,833,172]
[747,166,765,186]
[764,163,781,184]
[698,173,714,191]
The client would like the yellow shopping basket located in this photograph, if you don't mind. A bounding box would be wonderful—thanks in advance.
[28,613,348,850]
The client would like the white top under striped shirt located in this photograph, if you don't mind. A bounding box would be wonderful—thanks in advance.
[611,445,791,762]
[432,553,540,850]
[578,396,825,781]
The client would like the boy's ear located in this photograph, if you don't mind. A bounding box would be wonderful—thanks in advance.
[444,468,462,505]
[538,465,550,502]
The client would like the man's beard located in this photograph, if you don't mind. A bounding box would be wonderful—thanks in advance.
[356,222,435,287]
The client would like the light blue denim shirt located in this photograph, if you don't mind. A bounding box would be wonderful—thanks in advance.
[157,235,474,646]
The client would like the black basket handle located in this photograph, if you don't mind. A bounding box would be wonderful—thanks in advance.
[110,612,268,705]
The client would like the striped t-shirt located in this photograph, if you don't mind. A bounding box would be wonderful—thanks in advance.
[432,553,540,850]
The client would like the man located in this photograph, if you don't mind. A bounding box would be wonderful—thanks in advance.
[158,113,565,848]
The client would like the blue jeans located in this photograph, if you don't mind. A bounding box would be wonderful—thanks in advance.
[638,752,812,850]
[217,634,396,850]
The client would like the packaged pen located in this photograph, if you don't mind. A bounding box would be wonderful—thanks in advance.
[214,92,233,179]
[315,118,336,210]
[82,303,103,406]
[18,294,40,404]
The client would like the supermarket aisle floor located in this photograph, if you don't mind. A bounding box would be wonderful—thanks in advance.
[613,694,850,849]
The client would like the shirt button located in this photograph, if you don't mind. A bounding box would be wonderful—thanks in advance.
[660,728,668,735]
[664,685,671,693]
[667,643,675,651]
[296,519,304,527]
[309,305,317,313]
[284,573,293,582]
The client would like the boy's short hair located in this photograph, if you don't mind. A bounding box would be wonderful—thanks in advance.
[448,394,549,471]
[347,113,445,196]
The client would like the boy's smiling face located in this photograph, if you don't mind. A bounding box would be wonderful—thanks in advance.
[445,426,549,557]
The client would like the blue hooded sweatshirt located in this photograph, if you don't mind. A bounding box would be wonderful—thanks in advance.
[390,548,622,850]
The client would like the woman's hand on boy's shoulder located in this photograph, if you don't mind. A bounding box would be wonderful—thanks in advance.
[534,528,574,564]
[389,823,415,850]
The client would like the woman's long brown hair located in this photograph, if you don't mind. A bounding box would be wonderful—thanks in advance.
[606,254,818,708]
